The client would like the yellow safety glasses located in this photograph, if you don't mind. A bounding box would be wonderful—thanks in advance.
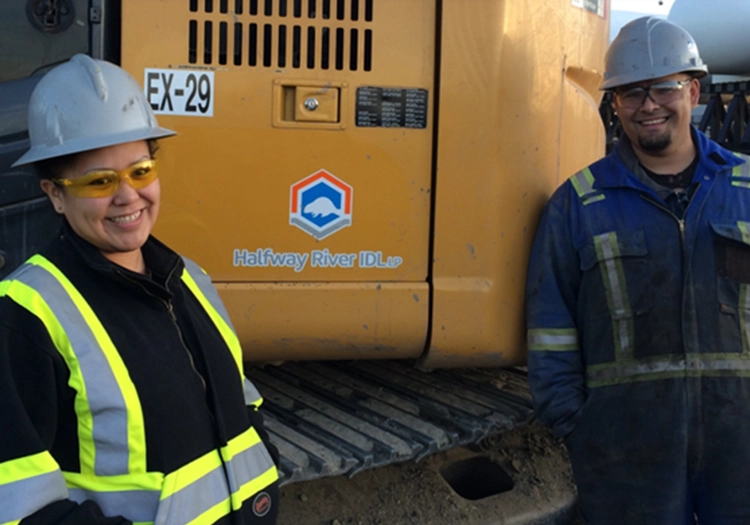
[52,159,158,198]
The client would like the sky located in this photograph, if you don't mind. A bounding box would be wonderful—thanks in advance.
[611,0,674,15]
[610,0,676,40]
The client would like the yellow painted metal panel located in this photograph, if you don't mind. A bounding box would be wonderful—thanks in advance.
[120,1,609,366]
[121,0,434,283]
[217,283,428,362]
[421,0,608,368]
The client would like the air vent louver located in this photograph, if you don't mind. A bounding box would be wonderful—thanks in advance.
[188,0,373,71]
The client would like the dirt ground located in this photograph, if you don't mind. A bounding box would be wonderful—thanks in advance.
[277,422,584,525]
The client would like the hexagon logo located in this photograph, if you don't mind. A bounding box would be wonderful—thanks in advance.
[290,169,353,240]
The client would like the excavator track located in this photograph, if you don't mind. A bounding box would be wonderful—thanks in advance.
[247,360,534,485]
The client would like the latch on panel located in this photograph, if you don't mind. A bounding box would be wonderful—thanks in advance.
[274,81,346,129]
[294,86,339,123]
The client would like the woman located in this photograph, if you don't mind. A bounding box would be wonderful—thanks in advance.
[0,55,279,524]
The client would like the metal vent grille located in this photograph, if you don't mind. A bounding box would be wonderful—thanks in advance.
[188,0,374,71]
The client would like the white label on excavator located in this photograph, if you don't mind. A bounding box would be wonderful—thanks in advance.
[571,0,606,18]
[144,69,215,117]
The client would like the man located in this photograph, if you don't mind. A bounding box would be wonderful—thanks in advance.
[526,16,750,525]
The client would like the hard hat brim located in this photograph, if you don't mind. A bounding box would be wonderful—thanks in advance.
[600,65,708,91]
[11,126,177,167]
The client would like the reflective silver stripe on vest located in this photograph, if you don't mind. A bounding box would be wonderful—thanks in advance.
[593,232,634,361]
[244,378,263,406]
[224,439,275,496]
[181,257,237,333]
[68,488,159,523]
[0,471,68,523]
[66,433,277,524]
[156,441,276,524]
[570,167,605,205]
[9,263,130,476]
[586,354,750,387]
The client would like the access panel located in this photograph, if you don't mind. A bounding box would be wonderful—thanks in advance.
[121,0,434,360]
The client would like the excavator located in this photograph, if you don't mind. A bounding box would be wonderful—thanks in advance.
[0,0,609,509]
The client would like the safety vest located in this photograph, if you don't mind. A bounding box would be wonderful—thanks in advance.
[528,154,750,389]
[0,255,278,525]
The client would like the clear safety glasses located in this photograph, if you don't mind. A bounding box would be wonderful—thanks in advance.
[52,159,158,198]
[613,79,692,110]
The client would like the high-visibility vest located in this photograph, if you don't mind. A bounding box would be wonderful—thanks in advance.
[0,255,278,525]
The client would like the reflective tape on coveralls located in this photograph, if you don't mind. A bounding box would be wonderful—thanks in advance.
[740,282,750,355]
[0,256,146,476]
[570,167,605,205]
[593,232,635,361]
[527,328,579,351]
[731,154,750,188]
[586,353,750,387]
[733,222,750,355]
[67,426,278,525]
[0,451,68,524]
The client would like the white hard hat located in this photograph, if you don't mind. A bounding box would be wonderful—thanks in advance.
[12,54,175,167]
[601,16,708,90]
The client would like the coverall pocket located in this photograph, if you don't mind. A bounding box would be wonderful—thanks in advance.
[577,229,653,321]
[711,222,750,312]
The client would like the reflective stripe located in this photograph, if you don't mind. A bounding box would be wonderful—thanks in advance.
[731,155,750,187]
[222,426,277,509]
[244,378,263,407]
[1,256,146,475]
[741,284,750,355]
[63,428,277,524]
[527,328,579,351]
[593,232,634,360]
[68,488,159,523]
[64,427,277,524]
[157,427,278,524]
[65,470,163,523]
[180,258,243,377]
[570,167,605,205]
[739,225,750,355]
[586,354,750,387]
[739,221,750,244]
[0,452,68,523]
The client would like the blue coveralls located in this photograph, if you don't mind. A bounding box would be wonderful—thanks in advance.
[526,129,750,525]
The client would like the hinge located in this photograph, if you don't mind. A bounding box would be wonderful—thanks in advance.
[89,7,101,23]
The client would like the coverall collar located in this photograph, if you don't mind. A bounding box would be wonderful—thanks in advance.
[604,127,741,193]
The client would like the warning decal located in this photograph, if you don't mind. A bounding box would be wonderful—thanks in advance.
[356,87,428,128]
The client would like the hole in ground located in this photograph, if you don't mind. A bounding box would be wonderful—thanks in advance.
[439,455,514,500]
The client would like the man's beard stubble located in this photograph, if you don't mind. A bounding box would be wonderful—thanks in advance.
[638,132,672,152]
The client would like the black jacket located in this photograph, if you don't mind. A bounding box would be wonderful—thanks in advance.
[0,223,279,524]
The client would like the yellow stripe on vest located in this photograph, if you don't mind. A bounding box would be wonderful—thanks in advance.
[180,268,243,377]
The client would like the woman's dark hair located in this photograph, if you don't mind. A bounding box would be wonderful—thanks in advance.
[33,139,160,181]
